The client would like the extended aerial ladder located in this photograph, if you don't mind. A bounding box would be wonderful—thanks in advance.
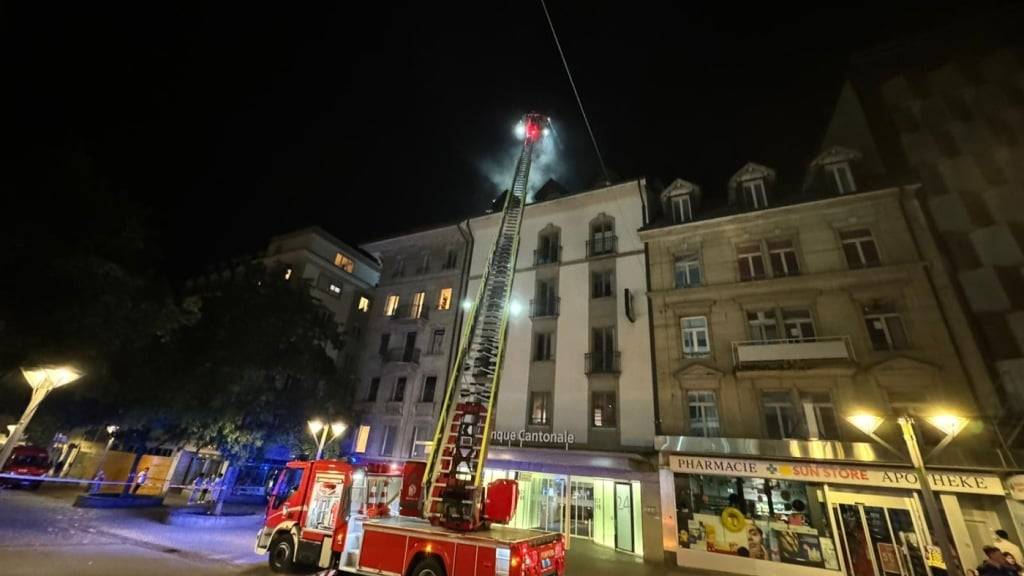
[422,113,551,531]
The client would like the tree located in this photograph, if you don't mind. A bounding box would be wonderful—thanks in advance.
[164,264,347,514]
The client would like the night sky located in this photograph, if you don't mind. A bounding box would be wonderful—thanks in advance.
[7,1,1015,281]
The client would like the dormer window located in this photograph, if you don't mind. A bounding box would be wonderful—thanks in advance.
[742,179,768,209]
[670,194,693,223]
[825,162,856,195]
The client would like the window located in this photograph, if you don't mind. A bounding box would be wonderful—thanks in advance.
[410,427,427,458]
[384,294,400,316]
[417,253,431,274]
[529,392,551,426]
[591,392,617,428]
[380,425,397,456]
[354,425,371,454]
[537,232,560,264]
[392,258,405,278]
[670,195,694,223]
[737,243,766,281]
[864,307,908,351]
[681,317,710,358]
[742,179,768,209]
[840,229,880,269]
[767,239,799,277]
[411,291,425,318]
[534,280,557,316]
[802,392,839,440]
[328,283,342,297]
[589,219,616,255]
[358,296,370,312]
[687,391,720,437]
[443,249,458,270]
[534,332,554,361]
[428,329,445,355]
[284,268,292,280]
[391,377,407,402]
[367,378,380,402]
[747,310,779,341]
[762,391,796,439]
[437,288,452,310]
[591,270,614,298]
[826,162,856,194]
[674,254,702,288]
[334,253,355,273]
[421,376,437,403]
[378,334,390,356]
[782,308,816,341]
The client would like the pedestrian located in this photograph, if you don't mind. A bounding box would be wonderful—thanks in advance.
[210,473,225,502]
[89,469,105,494]
[131,466,150,495]
[979,545,1019,576]
[198,474,211,503]
[995,530,1024,562]
[188,474,205,504]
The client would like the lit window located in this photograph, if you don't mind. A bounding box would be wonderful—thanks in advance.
[670,195,693,223]
[826,162,856,195]
[673,254,701,288]
[284,268,292,280]
[840,229,881,269]
[687,391,720,437]
[742,179,768,209]
[380,425,397,457]
[354,425,371,454]
[328,283,342,297]
[802,392,839,440]
[529,392,551,426]
[358,296,370,312]
[864,305,908,351]
[767,239,799,277]
[384,295,400,316]
[681,316,710,358]
[762,391,796,439]
[437,288,452,310]
[334,253,355,273]
[411,291,425,318]
[591,392,617,428]
[737,243,766,281]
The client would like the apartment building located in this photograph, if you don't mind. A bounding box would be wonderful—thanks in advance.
[642,152,1019,575]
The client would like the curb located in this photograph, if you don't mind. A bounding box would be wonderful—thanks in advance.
[163,507,263,528]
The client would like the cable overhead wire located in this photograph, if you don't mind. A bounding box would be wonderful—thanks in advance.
[540,0,611,185]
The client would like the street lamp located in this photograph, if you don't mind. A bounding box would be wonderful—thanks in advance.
[0,366,82,469]
[847,410,969,576]
[308,419,346,460]
[89,425,120,485]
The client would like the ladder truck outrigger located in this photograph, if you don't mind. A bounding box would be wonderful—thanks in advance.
[255,113,566,576]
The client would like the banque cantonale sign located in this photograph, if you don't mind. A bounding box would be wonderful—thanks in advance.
[669,455,1005,496]
[491,429,576,445]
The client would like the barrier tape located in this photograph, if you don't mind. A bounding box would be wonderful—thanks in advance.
[0,472,247,492]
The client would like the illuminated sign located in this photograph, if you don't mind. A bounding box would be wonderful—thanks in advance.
[491,429,576,446]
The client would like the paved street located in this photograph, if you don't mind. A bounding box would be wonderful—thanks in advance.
[0,486,682,575]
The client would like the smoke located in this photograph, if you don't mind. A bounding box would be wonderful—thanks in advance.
[476,122,569,203]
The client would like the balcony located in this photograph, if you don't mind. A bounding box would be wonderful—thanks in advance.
[585,351,621,375]
[586,236,617,257]
[530,297,560,319]
[731,336,854,369]
[534,246,562,266]
[389,304,429,323]
[383,347,421,366]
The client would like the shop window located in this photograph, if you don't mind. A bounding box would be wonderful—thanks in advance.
[437,287,452,310]
[353,425,370,454]
[840,229,881,269]
[334,252,355,273]
[864,304,908,351]
[674,254,702,288]
[681,316,710,358]
[379,425,397,457]
[747,310,779,341]
[591,391,617,428]
[737,243,766,281]
[529,392,551,426]
[801,392,839,440]
[768,239,799,277]
[687,391,720,437]
[762,391,797,439]
[421,376,437,403]
[384,294,400,316]
[366,378,380,402]
[674,473,840,570]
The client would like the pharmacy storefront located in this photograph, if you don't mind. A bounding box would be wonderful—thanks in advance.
[662,454,1008,576]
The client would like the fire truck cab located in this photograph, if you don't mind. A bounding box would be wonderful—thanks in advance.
[256,458,565,576]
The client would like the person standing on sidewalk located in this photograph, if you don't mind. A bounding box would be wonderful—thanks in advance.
[209,473,224,503]
[188,474,205,504]
[131,466,149,495]
[89,470,105,494]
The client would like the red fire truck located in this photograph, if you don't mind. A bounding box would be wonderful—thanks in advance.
[255,114,565,575]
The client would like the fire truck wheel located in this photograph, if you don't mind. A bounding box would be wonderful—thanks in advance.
[410,556,446,576]
[268,533,297,573]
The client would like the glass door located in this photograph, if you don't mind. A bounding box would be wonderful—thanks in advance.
[830,491,931,576]
[570,480,594,539]
[614,482,634,552]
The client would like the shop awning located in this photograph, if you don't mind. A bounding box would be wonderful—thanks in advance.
[486,446,657,480]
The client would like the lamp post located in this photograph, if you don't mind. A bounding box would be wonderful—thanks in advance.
[308,420,346,460]
[848,410,969,576]
[0,366,82,469]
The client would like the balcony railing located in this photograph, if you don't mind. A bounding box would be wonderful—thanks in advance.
[586,236,617,257]
[534,246,562,266]
[383,347,421,365]
[731,335,854,369]
[530,297,560,318]
[585,351,621,374]
[389,304,429,322]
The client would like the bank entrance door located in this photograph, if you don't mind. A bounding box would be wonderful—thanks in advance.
[829,491,932,576]
[570,479,594,539]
